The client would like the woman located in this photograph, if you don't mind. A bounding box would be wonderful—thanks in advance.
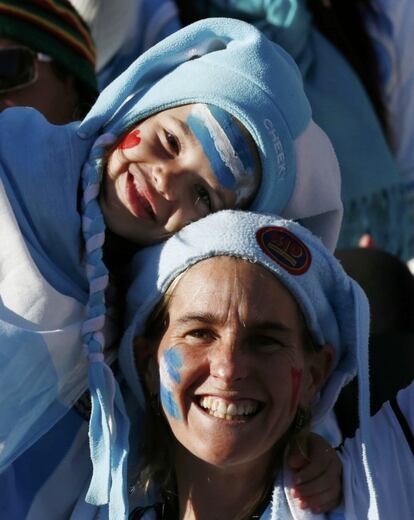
[0,17,342,516]
[116,210,413,518]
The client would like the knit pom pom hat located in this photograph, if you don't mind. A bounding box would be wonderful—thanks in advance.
[0,0,97,94]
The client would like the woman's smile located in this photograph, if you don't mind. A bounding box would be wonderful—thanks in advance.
[197,395,262,421]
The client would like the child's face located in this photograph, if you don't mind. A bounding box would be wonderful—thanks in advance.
[101,104,261,245]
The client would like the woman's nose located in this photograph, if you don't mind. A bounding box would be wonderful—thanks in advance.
[209,342,249,384]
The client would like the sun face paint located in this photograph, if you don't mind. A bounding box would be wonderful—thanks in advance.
[159,347,183,420]
[290,367,303,414]
[187,104,257,205]
[119,129,141,149]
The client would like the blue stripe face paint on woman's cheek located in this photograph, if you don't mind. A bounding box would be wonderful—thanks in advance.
[159,347,183,420]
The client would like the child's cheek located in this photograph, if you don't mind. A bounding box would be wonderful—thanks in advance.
[159,346,183,420]
[290,367,303,414]
[119,129,141,150]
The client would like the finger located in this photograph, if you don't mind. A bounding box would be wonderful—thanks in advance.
[287,437,310,471]
[293,472,334,498]
[300,493,342,514]
[294,445,337,485]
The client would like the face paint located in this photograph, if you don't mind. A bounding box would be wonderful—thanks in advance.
[119,129,141,149]
[187,104,256,205]
[159,347,183,420]
[290,367,303,414]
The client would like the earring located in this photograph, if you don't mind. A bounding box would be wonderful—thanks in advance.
[294,407,309,433]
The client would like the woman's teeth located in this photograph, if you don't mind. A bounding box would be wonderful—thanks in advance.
[198,396,259,420]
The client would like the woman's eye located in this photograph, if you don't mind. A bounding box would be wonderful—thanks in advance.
[252,336,284,353]
[187,329,215,342]
[194,184,212,213]
[164,130,180,155]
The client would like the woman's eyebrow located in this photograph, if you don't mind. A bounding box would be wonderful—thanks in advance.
[175,314,293,333]
[176,313,218,325]
[249,322,293,335]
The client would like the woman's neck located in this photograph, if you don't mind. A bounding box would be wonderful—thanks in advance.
[173,445,277,520]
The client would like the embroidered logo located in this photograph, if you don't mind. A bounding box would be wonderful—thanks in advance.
[256,226,311,275]
[263,119,287,179]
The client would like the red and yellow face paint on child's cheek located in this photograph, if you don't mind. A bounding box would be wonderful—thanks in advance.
[289,367,303,414]
[119,129,141,150]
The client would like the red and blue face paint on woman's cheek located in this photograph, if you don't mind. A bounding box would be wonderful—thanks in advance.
[187,104,257,205]
[159,347,183,420]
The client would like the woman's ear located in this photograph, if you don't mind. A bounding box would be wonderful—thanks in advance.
[133,336,159,394]
[300,344,334,407]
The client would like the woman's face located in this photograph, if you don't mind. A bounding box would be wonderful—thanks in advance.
[142,257,327,471]
[101,104,261,245]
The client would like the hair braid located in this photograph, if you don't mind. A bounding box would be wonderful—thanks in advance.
[80,132,131,515]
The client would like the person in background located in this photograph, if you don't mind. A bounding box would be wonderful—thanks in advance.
[0,0,97,123]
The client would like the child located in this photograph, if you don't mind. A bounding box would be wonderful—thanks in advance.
[0,17,342,514]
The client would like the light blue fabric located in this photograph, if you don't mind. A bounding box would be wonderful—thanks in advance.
[118,210,378,519]
[98,0,182,89]
[0,408,90,520]
[0,108,92,471]
[194,0,413,259]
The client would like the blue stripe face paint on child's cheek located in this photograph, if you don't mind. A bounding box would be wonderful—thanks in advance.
[186,104,257,206]
[159,347,183,420]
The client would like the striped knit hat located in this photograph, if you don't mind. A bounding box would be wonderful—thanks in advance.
[0,0,97,93]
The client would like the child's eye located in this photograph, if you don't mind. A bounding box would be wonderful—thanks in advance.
[164,130,180,155]
[194,184,212,213]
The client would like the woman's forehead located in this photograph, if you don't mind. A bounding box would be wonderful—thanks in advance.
[166,257,301,327]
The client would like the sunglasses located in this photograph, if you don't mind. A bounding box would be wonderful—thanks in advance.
[0,46,52,94]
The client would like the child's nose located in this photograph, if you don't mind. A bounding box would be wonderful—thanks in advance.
[152,162,184,202]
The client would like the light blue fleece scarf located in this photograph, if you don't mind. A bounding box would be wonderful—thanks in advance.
[194,0,412,259]
[118,210,378,519]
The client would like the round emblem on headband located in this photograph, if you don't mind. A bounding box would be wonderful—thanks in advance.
[256,226,312,275]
